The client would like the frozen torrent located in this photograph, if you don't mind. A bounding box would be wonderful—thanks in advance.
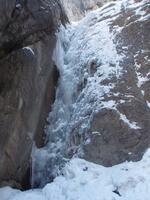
[1,0,150,199]
[31,24,76,187]
[32,3,125,187]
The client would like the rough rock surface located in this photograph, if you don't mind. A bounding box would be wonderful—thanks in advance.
[0,0,67,189]
[0,0,68,59]
[66,0,150,166]
[61,0,115,20]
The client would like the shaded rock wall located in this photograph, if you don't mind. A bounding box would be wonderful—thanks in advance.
[0,0,67,189]
[0,0,68,59]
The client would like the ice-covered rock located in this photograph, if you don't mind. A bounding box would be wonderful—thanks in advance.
[32,0,150,187]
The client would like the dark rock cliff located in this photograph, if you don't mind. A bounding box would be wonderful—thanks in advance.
[0,0,68,189]
[0,0,68,58]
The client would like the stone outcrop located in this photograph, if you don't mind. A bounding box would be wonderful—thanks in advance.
[0,0,67,189]
[65,0,150,166]
[83,0,150,166]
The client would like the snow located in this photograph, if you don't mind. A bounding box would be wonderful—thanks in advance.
[137,75,149,88]
[147,101,150,108]
[119,113,141,129]
[0,187,20,200]
[23,47,35,55]
[1,149,150,200]
[16,4,21,9]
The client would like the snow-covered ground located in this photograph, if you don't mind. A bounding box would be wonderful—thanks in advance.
[1,148,150,200]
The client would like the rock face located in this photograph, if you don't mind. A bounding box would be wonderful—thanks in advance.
[61,0,114,20]
[0,0,67,59]
[62,0,150,166]
[0,0,67,189]
[82,0,150,166]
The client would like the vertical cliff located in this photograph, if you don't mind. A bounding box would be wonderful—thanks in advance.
[0,0,68,189]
